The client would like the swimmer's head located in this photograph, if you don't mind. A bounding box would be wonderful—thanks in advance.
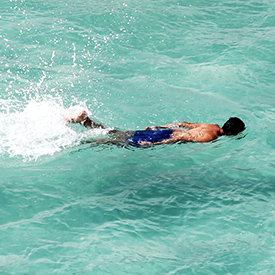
[222,117,245,135]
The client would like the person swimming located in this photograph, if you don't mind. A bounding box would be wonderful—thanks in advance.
[64,110,245,147]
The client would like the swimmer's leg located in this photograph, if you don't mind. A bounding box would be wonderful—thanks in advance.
[81,131,131,147]
[81,138,109,145]
[64,110,106,129]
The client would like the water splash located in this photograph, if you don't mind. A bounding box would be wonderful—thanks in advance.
[0,95,107,161]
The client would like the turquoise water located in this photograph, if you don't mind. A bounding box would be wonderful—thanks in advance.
[1,0,275,273]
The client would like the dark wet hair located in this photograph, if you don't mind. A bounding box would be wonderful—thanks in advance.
[222,117,245,135]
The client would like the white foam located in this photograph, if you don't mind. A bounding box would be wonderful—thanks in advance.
[0,96,107,161]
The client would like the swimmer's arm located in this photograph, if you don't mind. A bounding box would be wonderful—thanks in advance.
[141,131,215,145]
[146,121,203,130]
[139,135,188,146]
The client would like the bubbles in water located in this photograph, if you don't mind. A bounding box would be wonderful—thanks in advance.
[0,95,107,161]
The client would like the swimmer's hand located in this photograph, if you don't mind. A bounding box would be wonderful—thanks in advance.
[145,126,159,130]
[145,122,187,130]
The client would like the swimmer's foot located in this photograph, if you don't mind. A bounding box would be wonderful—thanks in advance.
[64,109,106,129]
[64,110,88,124]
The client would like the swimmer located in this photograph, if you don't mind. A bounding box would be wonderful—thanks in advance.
[64,110,245,147]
